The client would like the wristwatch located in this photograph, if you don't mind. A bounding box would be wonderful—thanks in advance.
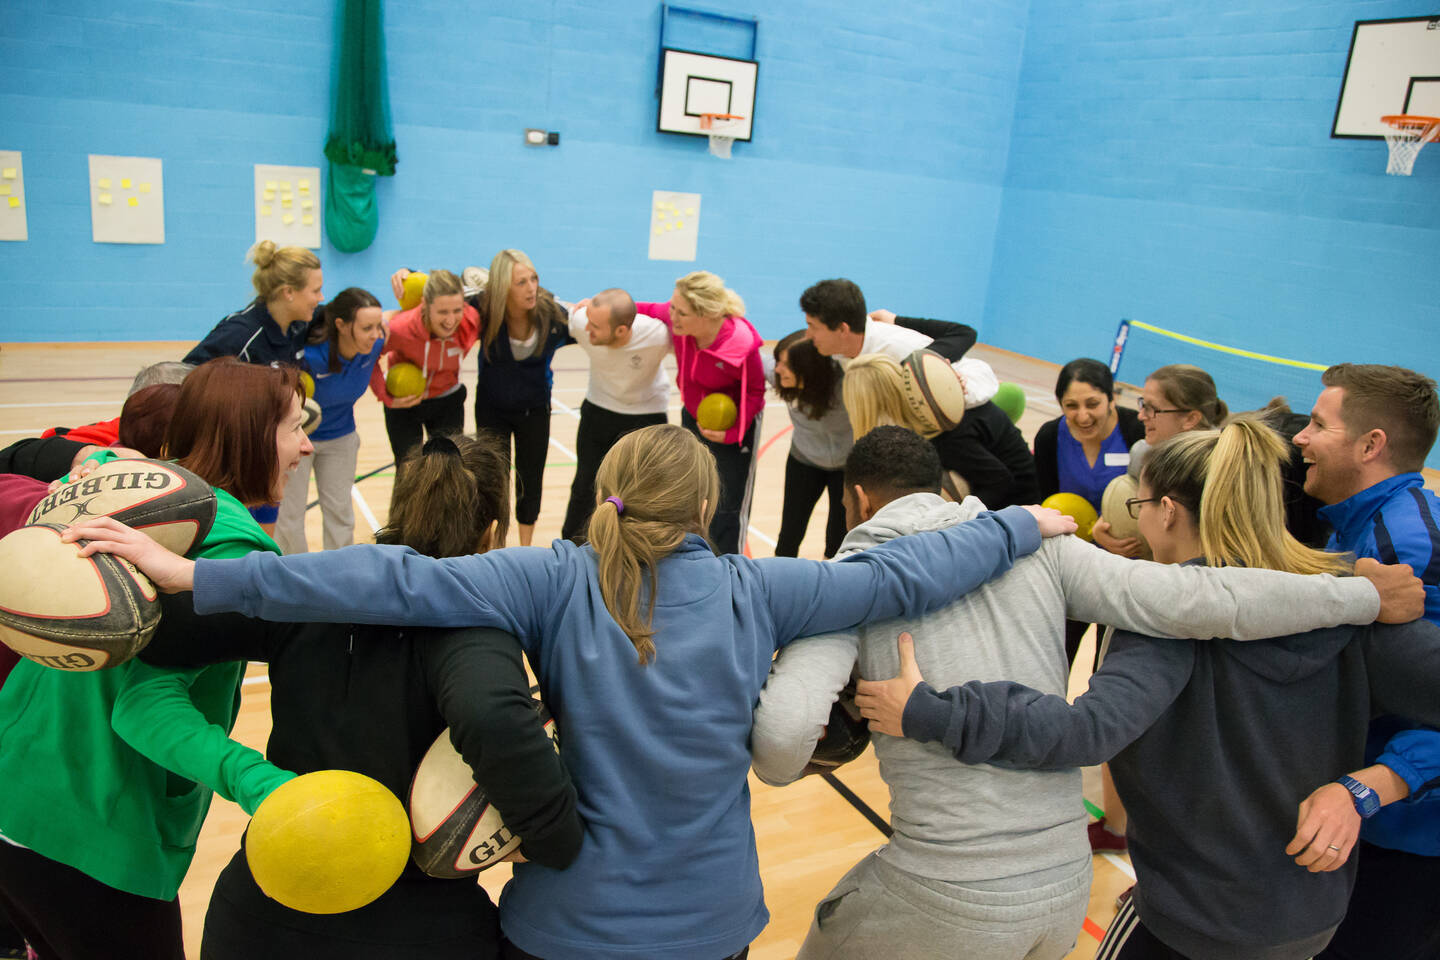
[1336,775,1382,818]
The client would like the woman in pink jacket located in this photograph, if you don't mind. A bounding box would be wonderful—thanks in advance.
[369,270,480,466]
[637,271,764,554]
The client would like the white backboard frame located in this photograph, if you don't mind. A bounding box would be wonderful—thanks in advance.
[1332,16,1440,138]
[658,49,757,142]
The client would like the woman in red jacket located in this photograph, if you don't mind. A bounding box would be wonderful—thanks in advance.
[369,270,480,466]
[636,271,764,554]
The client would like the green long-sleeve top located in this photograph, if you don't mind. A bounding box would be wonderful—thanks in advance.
[0,483,290,900]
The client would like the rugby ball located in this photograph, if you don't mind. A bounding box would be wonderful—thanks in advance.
[900,349,967,435]
[0,522,159,671]
[28,458,216,556]
[1101,473,1152,558]
[408,701,559,877]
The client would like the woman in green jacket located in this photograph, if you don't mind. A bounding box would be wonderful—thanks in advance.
[0,358,312,960]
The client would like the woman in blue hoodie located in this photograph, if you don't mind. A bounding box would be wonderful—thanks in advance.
[65,424,1073,960]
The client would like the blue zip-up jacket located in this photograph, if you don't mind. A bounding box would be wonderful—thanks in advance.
[469,292,573,414]
[184,300,317,367]
[302,337,384,442]
[1321,472,1440,854]
[189,506,1041,960]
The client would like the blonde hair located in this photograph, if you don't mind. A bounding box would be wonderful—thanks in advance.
[587,425,719,665]
[246,240,320,302]
[674,271,746,320]
[842,354,936,439]
[419,269,464,332]
[481,249,536,350]
[1142,418,1350,576]
[1149,364,1229,429]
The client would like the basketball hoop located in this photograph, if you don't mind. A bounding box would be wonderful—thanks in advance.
[1380,115,1440,176]
[700,113,744,159]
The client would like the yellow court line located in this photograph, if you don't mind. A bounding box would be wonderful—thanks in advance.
[1130,320,1328,372]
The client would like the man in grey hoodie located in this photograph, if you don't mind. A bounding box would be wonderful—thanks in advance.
[749,426,1424,960]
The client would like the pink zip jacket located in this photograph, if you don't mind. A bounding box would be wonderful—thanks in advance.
[368,304,480,405]
[636,302,764,445]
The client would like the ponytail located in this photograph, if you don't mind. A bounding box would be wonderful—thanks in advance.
[587,425,718,664]
[378,434,510,557]
[1143,419,1350,576]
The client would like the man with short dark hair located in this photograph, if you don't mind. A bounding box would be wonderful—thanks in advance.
[751,426,1418,960]
[1295,363,1440,960]
[798,278,999,408]
[558,289,672,542]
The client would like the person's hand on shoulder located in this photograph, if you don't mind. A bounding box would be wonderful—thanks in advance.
[854,632,924,738]
[389,269,411,302]
[1021,505,1078,538]
[1354,557,1424,623]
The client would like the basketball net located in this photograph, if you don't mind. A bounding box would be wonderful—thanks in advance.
[700,113,743,159]
[1381,115,1440,176]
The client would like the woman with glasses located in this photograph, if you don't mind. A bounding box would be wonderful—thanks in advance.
[858,418,1440,960]
[1033,359,1144,523]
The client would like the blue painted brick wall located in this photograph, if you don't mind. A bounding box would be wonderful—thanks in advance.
[0,0,1030,343]
[982,0,1440,464]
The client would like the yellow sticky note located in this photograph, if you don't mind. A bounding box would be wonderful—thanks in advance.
[263,190,275,201]
[2,168,15,179]
[657,211,668,220]
[298,179,311,191]
[98,178,112,189]
[685,207,696,216]
[98,193,113,205]
[675,220,685,229]
[282,214,295,225]
[301,214,314,225]
[279,180,292,190]
[301,198,313,209]
[121,178,132,189]
[653,227,663,236]
[127,197,139,207]
[139,182,151,193]
[281,196,292,208]
[265,180,277,190]
[0,185,9,195]
[260,205,273,217]
[7,197,18,208]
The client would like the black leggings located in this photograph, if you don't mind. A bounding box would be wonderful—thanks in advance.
[681,409,760,555]
[776,454,846,558]
[1095,892,1187,959]
[474,403,551,526]
[561,402,669,543]
[0,840,184,960]
[1317,840,1440,960]
[383,386,466,466]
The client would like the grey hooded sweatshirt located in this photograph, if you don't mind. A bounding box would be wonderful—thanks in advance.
[903,562,1440,960]
[751,492,1383,888]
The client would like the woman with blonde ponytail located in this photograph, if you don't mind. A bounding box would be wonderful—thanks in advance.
[637,271,765,554]
[871,416,1440,960]
[75,423,1076,960]
[185,241,324,367]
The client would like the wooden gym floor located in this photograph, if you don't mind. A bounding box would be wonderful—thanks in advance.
[3,339,1433,959]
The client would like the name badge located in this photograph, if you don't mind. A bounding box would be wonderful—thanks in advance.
[1104,452,1130,467]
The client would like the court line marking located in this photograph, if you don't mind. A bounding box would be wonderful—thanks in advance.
[1102,851,1135,881]
[351,485,379,534]
[1083,917,1107,942]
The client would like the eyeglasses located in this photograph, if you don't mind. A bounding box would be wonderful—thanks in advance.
[1125,497,1158,520]
[1136,398,1188,417]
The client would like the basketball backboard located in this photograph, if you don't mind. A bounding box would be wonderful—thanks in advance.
[1332,16,1440,138]
[657,49,756,143]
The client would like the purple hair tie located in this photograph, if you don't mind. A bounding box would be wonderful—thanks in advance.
[605,495,625,515]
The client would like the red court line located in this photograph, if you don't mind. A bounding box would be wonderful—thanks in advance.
[1083,916,1106,942]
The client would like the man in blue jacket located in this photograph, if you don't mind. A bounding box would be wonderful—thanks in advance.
[1294,363,1440,960]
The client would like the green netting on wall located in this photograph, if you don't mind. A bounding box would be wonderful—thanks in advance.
[324,0,397,176]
